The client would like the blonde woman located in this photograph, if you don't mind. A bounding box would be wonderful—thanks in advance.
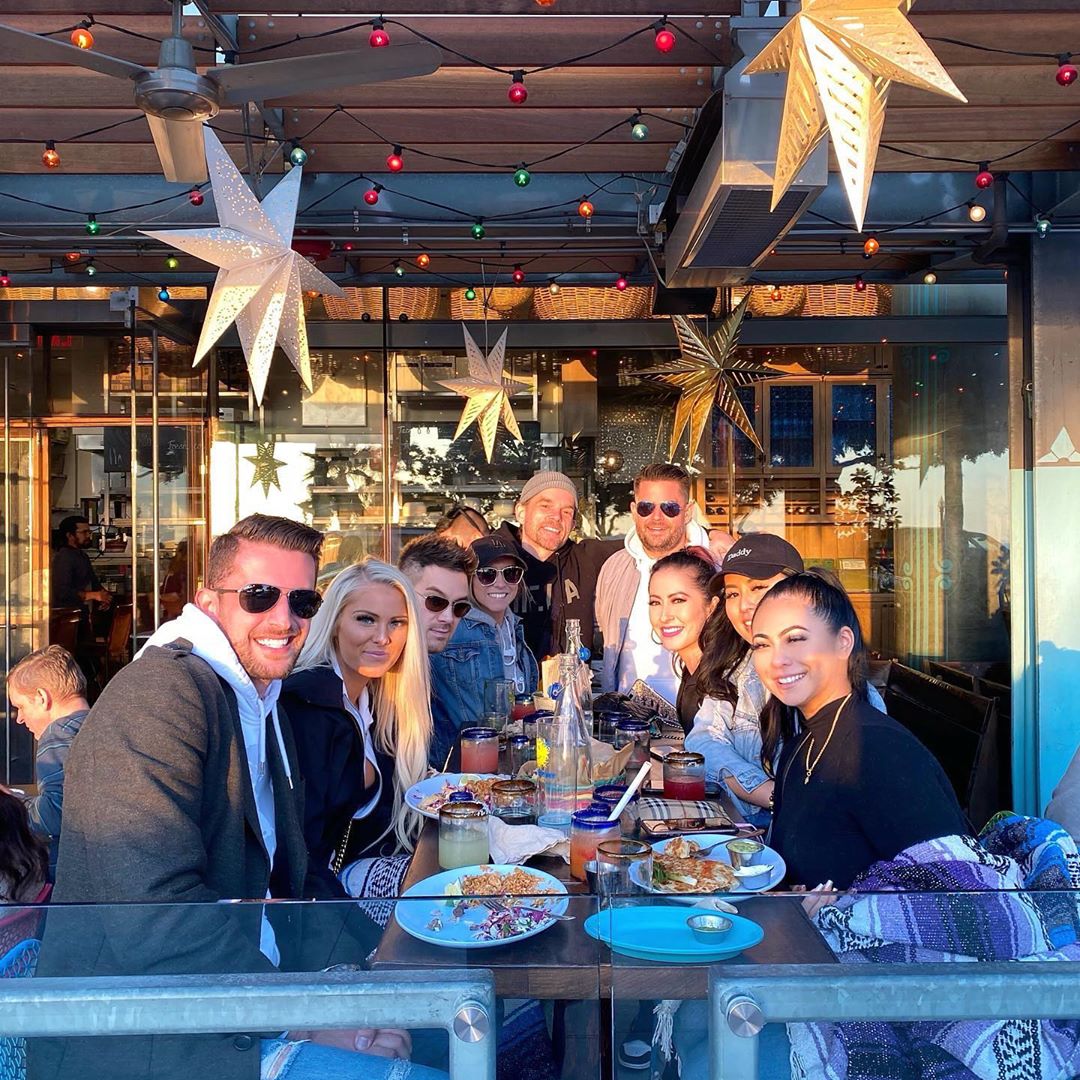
[282,558,431,899]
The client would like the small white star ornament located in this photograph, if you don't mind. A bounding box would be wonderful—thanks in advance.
[142,128,344,403]
[439,325,528,463]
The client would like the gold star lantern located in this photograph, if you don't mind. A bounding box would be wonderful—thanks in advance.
[142,128,344,404]
[439,326,528,463]
[743,0,966,231]
[640,296,776,460]
[246,438,288,497]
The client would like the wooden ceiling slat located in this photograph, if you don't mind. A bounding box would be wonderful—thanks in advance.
[6,1,740,13]
[871,142,1076,171]
[909,12,1080,65]
[890,64,1080,107]
[0,16,207,66]
[880,106,1080,140]
[0,65,712,109]
[225,16,728,67]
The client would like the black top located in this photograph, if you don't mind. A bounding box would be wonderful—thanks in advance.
[281,665,398,898]
[494,521,619,660]
[50,545,100,609]
[770,693,969,890]
[676,665,704,735]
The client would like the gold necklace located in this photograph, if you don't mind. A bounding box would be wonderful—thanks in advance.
[803,693,852,785]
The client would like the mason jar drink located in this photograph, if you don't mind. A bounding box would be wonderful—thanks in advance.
[569,806,621,881]
[438,800,490,870]
[663,751,707,800]
[460,727,500,774]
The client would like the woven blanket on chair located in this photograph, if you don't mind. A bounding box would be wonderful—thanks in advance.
[788,819,1080,1080]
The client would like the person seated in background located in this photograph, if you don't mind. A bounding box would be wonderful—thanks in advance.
[431,505,490,549]
[398,535,475,659]
[1046,745,1080,842]
[283,559,432,901]
[5,645,90,877]
[0,787,49,905]
[430,536,539,766]
[50,516,111,613]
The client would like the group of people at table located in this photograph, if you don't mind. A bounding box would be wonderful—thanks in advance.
[4,463,1079,1080]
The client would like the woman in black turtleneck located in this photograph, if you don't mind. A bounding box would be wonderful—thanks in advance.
[752,571,968,892]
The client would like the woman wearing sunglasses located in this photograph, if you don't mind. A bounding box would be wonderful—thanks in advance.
[429,536,540,766]
[281,558,432,899]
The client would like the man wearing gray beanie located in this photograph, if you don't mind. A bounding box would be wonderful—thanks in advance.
[494,470,620,660]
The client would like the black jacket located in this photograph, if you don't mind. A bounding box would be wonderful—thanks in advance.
[494,521,620,661]
[30,643,368,1080]
[282,665,398,898]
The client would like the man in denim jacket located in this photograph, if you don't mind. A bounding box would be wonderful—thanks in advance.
[429,536,539,768]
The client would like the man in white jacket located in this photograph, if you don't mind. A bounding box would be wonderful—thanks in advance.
[596,463,715,704]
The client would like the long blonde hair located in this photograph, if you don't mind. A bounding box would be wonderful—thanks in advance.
[295,558,432,850]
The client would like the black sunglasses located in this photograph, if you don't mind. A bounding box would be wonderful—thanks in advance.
[422,593,472,619]
[634,500,683,519]
[214,584,323,620]
[475,565,525,586]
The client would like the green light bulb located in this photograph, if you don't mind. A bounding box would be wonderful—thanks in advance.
[513,167,531,188]
[464,287,476,301]
[1035,216,1052,239]
[471,222,486,240]
[630,121,649,141]
[165,255,179,270]
[85,215,99,235]
[393,263,405,278]
[289,143,309,166]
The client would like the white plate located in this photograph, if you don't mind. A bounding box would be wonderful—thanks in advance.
[394,865,569,949]
[633,834,786,900]
[404,773,509,820]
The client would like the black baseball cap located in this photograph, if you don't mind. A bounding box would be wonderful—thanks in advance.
[470,535,527,571]
[708,533,804,596]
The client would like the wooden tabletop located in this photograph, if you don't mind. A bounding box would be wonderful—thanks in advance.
[372,820,836,999]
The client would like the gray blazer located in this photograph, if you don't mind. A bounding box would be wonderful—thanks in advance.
[30,642,363,1080]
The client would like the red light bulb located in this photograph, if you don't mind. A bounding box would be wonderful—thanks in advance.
[386,147,404,172]
[508,72,528,105]
[0,272,10,288]
[975,166,994,189]
[1057,61,1078,86]
[578,199,594,219]
[770,286,782,302]
[615,276,628,291]
[512,265,526,284]
[863,236,880,257]
[416,253,430,269]
[654,25,676,53]
[189,188,204,206]
[369,20,390,47]
[854,275,867,293]
[364,186,381,205]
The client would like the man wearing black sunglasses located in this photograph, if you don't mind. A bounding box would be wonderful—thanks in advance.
[597,463,717,703]
[34,515,396,1080]
[398,534,476,655]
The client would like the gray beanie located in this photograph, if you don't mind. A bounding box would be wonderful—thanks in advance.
[518,470,579,506]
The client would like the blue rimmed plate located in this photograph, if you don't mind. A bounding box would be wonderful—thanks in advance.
[633,834,785,899]
[403,773,508,820]
[394,865,569,949]
[584,905,764,963]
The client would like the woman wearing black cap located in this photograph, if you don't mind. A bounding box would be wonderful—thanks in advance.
[429,536,540,763]
[685,534,805,823]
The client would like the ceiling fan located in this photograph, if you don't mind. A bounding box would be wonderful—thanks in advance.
[0,3,441,183]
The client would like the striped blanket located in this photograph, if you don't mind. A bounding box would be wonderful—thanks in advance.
[788,816,1080,1080]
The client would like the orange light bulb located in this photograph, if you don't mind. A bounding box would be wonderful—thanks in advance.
[71,26,94,49]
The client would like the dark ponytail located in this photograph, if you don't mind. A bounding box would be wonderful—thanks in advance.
[757,568,869,777]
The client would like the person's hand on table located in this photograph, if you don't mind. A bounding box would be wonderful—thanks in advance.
[794,880,837,918]
[289,1027,412,1059]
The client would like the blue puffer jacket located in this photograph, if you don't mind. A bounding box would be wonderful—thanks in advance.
[429,611,539,768]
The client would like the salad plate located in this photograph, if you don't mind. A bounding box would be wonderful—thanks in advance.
[404,773,508,820]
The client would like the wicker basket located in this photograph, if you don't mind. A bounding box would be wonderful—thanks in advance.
[727,285,807,318]
[802,284,892,317]
[533,285,654,320]
[448,287,533,321]
[322,287,440,321]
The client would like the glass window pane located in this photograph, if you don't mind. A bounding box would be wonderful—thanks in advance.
[832,384,877,466]
[769,385,814,467]
[735,386,759,467]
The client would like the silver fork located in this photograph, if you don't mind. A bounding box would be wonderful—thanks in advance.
[481,897,575,922]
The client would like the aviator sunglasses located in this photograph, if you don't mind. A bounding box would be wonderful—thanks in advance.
[422,594,472,619]
[474,565,525,587]
[213,584,323,619]
[634,500,683,519]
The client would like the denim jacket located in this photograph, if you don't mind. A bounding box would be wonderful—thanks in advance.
[429,610,539,769]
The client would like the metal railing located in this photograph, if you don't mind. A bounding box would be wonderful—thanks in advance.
[0,969,496,1080]
[709,962,1080,1080]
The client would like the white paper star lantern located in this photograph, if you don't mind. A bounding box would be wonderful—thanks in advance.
[439,325,528,463]
[142,128,344,403]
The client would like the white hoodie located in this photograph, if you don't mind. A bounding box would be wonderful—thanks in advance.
[137,603,292,965]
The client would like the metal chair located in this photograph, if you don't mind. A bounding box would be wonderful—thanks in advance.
[0,938,41,1080]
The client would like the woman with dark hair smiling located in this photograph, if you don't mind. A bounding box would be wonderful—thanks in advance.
[753,570,968,893]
